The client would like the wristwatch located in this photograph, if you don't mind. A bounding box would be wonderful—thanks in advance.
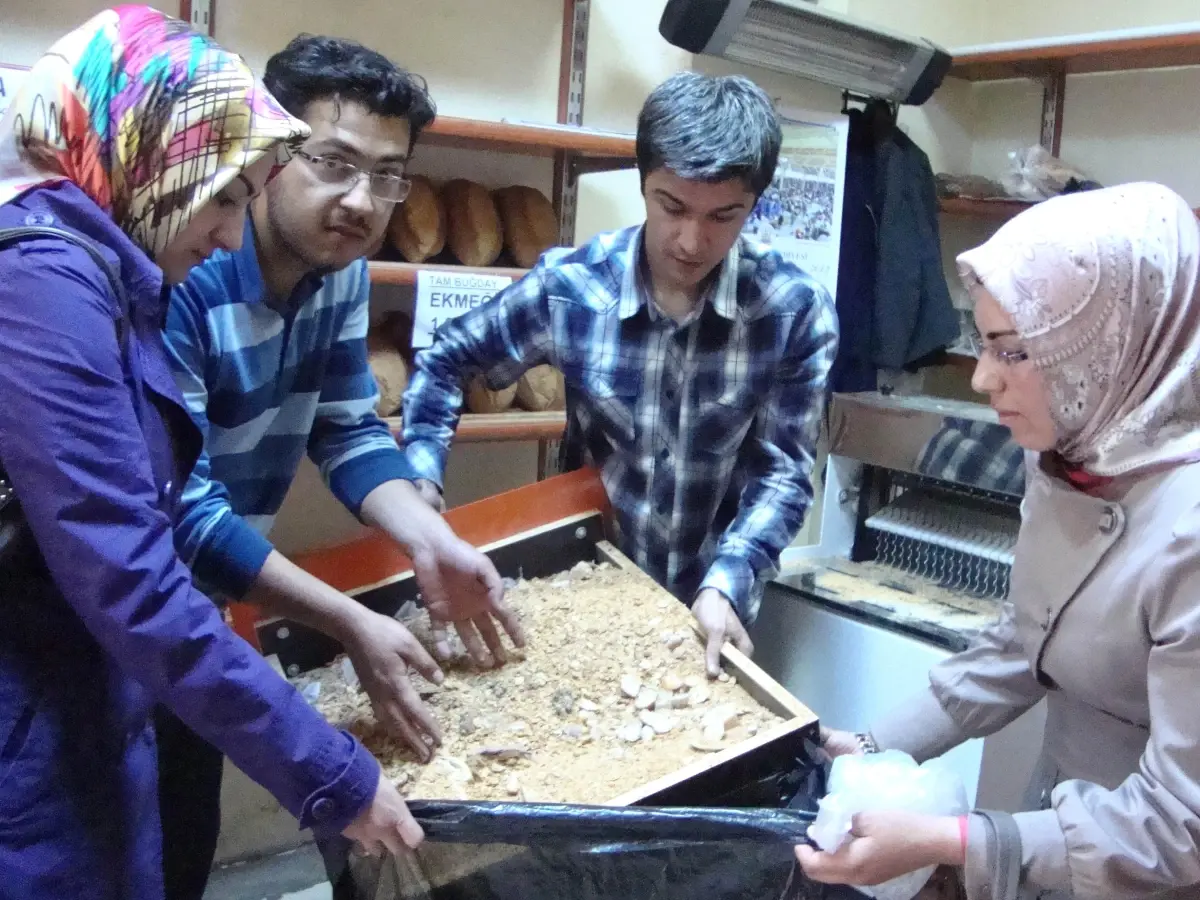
[855,732,881,754]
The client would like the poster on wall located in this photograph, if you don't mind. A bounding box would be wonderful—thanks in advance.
[743,108,849,301]
[0,64,29,120]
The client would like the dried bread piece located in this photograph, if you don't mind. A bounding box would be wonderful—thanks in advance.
[515,365,565,411]
[493,185,557,268]
[465,375,517,414]
[443,179,502,267]
[367,331,409,416]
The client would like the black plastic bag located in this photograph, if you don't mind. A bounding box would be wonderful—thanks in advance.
[334,744,864,900]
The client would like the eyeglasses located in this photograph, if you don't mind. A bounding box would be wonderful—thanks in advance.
[966,326,1030,366]
[294,150,411,203]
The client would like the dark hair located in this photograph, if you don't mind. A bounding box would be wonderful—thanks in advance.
[263,34,436,154]
[636,72,781,197]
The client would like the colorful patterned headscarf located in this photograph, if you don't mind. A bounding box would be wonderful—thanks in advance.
[0,5,309,258]
[958,182,1200,476]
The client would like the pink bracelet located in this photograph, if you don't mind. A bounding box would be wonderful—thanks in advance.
[958,815,969,858]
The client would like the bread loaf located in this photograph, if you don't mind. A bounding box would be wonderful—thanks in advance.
[465,375,517,414]
[494,185,558,268]
[443,179,502,267]
[387,175,444,263]
[367,331,409,417]
[515,365,565,411]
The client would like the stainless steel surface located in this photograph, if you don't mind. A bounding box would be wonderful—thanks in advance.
[866,490,1018,565]
[769,394,1042,812]
[864,488,1018,600]
[751,583,1045,813]
[871,530,1012,600]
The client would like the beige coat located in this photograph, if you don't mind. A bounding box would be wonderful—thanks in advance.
[873,457,1200,899]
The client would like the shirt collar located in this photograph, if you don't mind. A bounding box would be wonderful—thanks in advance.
[236,215,329,309]
[618,226,741,323]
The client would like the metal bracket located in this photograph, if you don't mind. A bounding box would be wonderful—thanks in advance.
[1039,65,1066,156]
[553,0,592,247]
[537,438,564,481]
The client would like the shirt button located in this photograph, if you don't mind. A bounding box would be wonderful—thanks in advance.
[312,798,336,821]
[1099,506,1118,534]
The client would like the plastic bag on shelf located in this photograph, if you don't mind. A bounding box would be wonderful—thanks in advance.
[1001,145,1096,201]
[809,750,968,900]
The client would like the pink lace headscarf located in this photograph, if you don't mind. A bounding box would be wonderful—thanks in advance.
[957,182,1200,476]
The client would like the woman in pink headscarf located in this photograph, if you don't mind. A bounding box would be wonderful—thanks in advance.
[799,182,1200,899]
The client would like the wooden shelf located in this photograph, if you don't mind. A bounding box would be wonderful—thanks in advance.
[939,197,1200,221]
[422,115,636,159]
[950,27,1200,82]
[385,411,566,443]
[938,196,1037,221]
[369,260,530,286]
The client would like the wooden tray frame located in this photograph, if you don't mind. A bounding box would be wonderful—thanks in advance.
[253,469,820,813]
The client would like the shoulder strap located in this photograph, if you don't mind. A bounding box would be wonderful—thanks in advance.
[0,225,132,350]
[0,225,136,510]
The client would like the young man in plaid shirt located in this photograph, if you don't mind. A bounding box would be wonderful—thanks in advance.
[404,72,839,676]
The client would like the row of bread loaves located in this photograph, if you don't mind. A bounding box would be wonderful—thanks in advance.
[366,310,565,417]
[386,177,557,268]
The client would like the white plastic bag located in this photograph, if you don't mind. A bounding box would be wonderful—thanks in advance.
[809,750,968,900]
[1001,145,1091,202]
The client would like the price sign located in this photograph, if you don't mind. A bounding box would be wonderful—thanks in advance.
[412,270,514,348]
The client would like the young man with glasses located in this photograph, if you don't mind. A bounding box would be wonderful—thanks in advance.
[161,35,522,900]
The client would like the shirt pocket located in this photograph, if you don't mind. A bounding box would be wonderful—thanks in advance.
[691,390,758,459]
[570,366,642,448]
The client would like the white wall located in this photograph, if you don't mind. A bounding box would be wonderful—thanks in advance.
[978,0,1200,43]
[0,0,123,64]
[964,2,1200,205]
[968,69,1200,206]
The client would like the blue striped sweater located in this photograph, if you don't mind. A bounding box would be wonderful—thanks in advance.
[165,220,414,599]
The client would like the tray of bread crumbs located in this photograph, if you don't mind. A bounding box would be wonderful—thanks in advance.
[295,558,801,805]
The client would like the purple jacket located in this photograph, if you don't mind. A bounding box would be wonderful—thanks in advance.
[0,183,378,900]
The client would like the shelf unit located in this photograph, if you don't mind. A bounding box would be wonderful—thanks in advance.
[931,26,1200,381]
[419,115,636,163]
[949,28,1200,83]
[949,25,1200,155]
[371,3,632,463]
[384,411,566,444]
[369,260,530,286]
[368,115,634,285]
[937,196,1036,221]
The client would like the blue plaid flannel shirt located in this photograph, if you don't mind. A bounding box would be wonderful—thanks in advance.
[403,226,838,621]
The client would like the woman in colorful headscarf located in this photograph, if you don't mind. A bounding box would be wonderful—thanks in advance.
[0,8,422,898]
[799,183,1200,899]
